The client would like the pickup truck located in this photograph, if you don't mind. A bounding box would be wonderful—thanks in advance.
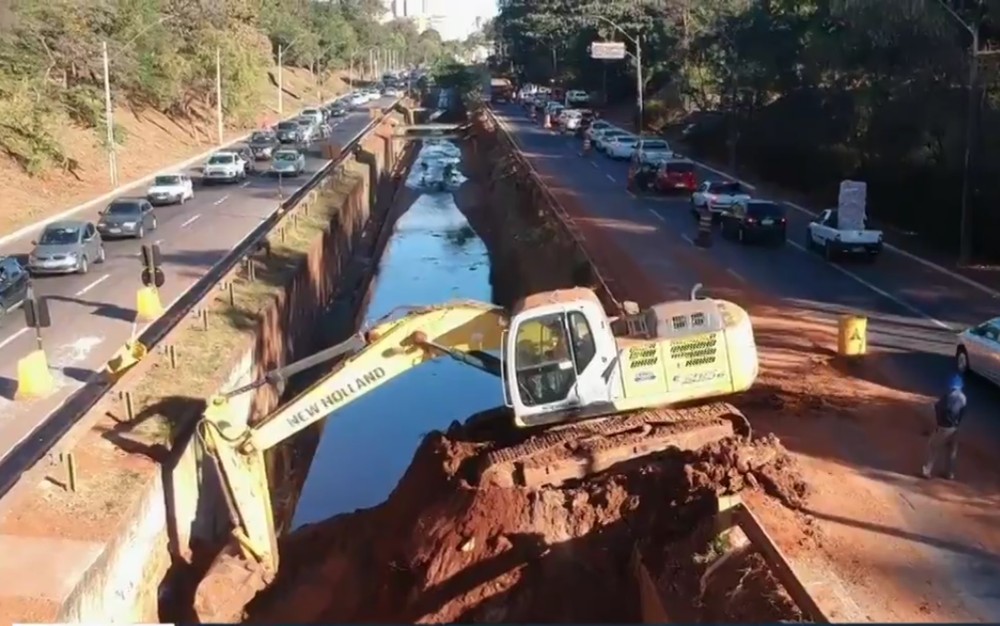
[806,208,883,261]
[690,180,752,222]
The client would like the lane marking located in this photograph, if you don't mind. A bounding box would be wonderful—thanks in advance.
[606,174,616,183]
[75,274,110,297]
[681,233,695,246]
[0,327,29,351]
[787,240,953,330]
[726,268,746,282]
[213,194,230,206]
[646,208,665,222]
[590,161,599,169]
[241,181,251,188]
[181,214,201,228]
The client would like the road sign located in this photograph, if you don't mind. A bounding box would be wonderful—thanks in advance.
[590,41,627,60]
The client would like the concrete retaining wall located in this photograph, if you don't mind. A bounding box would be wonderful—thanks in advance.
[0,113,408,624]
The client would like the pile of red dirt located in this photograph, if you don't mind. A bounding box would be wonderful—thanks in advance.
[244,427,811,624]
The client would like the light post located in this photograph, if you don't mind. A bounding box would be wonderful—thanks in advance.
[215,46,223,145]
[590,15,643,133]
[101,14,176,187]
[935,0,997,263]
[277,36,307,115]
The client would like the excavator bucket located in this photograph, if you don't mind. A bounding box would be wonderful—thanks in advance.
[475,402,750,489]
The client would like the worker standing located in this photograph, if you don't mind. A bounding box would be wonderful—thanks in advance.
[921,374,967,480]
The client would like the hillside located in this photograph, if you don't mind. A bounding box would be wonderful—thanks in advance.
[0,66,346,237]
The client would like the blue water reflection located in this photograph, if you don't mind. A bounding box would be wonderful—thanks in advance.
[292,140,501,529]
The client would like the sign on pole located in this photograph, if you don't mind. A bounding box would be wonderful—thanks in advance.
[590,41,626,60]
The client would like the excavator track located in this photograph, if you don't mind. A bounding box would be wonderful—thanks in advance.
[477,402,750,488]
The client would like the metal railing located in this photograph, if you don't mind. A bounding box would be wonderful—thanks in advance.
[0,100,403,502]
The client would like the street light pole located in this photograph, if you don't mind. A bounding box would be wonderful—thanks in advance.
[215,46,224,145]
[102,40,118,188]
[277,44,284,115]
[591,15,643,134]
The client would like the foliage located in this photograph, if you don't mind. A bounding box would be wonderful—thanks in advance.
[0,0,456,176]
[495,0,1000,258]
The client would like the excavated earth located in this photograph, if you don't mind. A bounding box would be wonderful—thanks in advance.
[244,428,810,623]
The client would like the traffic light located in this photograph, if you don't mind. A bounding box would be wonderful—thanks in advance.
[140,243,165,288]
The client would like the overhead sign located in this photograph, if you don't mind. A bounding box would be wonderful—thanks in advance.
[590,41,626,60]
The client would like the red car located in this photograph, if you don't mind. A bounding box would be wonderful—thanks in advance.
[654,159,697,193]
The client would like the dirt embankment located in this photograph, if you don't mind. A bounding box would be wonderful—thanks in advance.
[0,68,345,236]
[245,427,809,623]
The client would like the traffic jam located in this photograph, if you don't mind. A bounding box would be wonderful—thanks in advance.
[513,84,885,257]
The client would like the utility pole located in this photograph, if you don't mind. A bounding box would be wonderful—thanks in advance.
[959,26,979,264]
[277,44,284,115]
[215,46,224,145]
[102,41,118,187]
[635,34,644,133]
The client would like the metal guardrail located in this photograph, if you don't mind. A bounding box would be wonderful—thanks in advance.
[0,100,403,502]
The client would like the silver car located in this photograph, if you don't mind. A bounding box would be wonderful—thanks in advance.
[28,220,105,275]
[270,149,306,176]
[956,317,1000,385]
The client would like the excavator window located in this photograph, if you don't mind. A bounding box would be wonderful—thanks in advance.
[514,313,577,407]
[568,311,596,371]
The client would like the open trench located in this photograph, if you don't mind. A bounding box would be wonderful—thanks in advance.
[215,103,817,624]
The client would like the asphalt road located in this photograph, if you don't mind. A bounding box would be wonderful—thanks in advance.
[492,103,1000,441]
[0,98,396,463]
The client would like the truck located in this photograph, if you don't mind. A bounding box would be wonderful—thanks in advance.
[805,180,883,261]
[192,285,761,611]
[490,77,514,104]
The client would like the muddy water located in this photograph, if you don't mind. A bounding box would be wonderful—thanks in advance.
[292,140,500,528]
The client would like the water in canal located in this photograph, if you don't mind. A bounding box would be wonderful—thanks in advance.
[292,140,500,528]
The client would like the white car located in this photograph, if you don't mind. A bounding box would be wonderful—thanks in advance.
[806,208,884,261]
[561,110,584,131]
[957,318,1000,384]
[203,151,247,184]
[565,89,590,107]
[594,128,630,152]
[635,138,673,163]
[270,149,306,177]
[605,135,639,160]
[585,120,616,141]
[691,180,752,220]
[300,107,324,126]
[146,173,193,205]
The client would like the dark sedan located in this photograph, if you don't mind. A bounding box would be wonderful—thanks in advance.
[0,255,28,321]
[97,198,158,239]
[721,200,787,245]
[248,131,280,160]
[276,121,302,144]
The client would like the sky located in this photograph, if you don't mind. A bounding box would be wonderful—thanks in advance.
[426,0,497,41]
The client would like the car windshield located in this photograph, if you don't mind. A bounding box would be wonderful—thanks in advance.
[711,182,743,194]
[614,136,637,143]
[274,152,298,161]
[666,162,695,173]
[251,133,272,142]
[277,122,296,131]
[748,203,785,218]
[296,119,311,126]
[208,154,233,164]
[40,226,80,245]
[303,109,319,115]
[642,141,669,150]
[106,202,140,216]
[154,175,180,186]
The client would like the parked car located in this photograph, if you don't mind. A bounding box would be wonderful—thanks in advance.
[97,198,157,239]
[276,121,302,144]
[28,220,105,275]
[0,255,29,320]
[203,151,247,184]
[146,173,194,206]
[691,180,752,221]
[270,149,306,176]
[605,135,639,160]
[721,199,787,245]
[634,138,673,163]
[585,120,616,141]
[593,128,629,152]
[249,131,280,160]
[956,316,1000,384]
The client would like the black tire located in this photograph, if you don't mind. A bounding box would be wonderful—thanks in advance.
[956,346,972,376]
[77,255,89,275]
[824,241,835,261]
[737,227,746,244]
[806,230,814,250]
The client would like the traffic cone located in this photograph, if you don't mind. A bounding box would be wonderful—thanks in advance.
[136,287,164,322]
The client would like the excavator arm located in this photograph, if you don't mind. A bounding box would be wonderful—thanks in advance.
[198,300,507,575]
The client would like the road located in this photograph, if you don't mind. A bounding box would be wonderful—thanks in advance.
[0,97,396,464]
[492,103,1000,620]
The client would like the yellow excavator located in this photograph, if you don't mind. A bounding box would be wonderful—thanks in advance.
[194,284,759,612]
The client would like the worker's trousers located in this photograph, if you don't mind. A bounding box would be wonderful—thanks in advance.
[922,426,959,477]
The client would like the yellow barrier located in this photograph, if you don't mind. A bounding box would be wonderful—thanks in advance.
[136,287,163,322]
[15,349,54,400]
[104,340,148,381]
[837,314,867,356]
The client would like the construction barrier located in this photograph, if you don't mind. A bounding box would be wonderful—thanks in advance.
[695,207,713,248]
[136,286,164,322]
[15,349,54,400]
[837,314,867,356]
[104,340,148,382]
